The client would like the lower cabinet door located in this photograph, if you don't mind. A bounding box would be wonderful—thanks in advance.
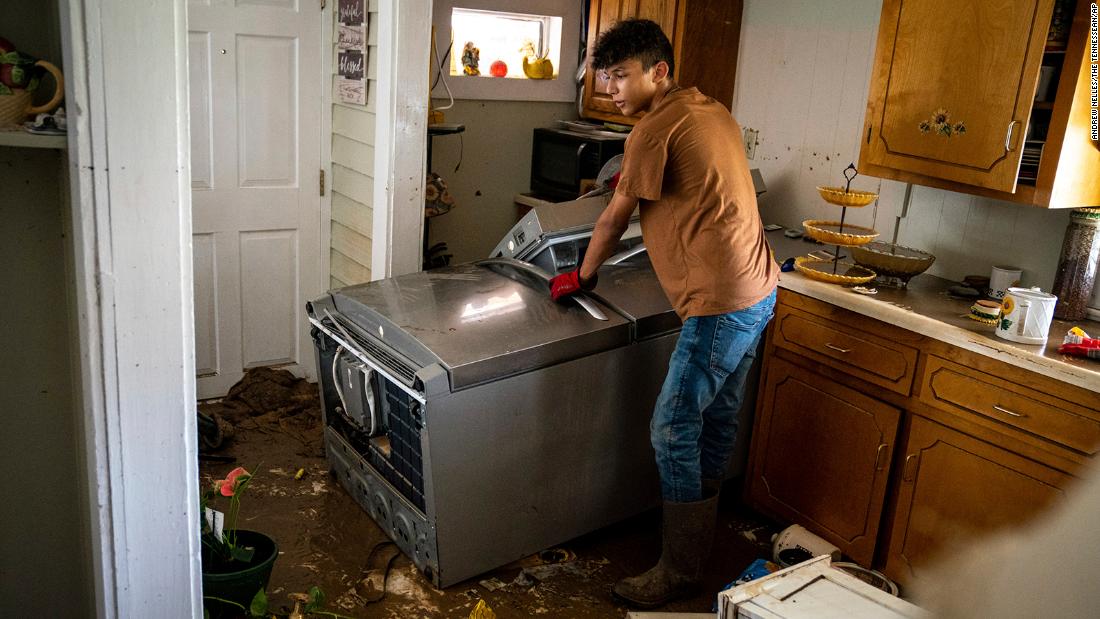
[885,414,1071,586]
[748,357,900,565]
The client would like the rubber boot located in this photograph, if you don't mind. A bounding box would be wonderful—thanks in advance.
[612,491,720,608]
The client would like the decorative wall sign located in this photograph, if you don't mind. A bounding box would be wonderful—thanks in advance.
[338,24,366,51]
[338,0,364,26]
[338,50,366,104]
[337,79,366,105]
[338,50,364,81]
[336,0,366,104]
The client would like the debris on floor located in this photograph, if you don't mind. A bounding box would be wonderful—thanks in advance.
[199,367,783,618]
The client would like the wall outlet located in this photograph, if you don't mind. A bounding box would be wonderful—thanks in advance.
[743,127,759,160]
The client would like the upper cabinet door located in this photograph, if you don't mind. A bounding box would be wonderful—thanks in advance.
[581,0,741,126]
[861,0,1055,192]
[583,0,680,125]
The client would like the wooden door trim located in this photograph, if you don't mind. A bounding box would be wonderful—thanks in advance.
[371,0,429,278]
[62,0,201,614]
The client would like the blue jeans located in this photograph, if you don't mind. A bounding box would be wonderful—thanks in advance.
[650,289,776,503]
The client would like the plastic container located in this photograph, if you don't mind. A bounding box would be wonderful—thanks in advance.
[202,530,278,616]
[1051,208,1100,321]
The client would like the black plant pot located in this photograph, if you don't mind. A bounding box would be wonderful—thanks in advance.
[202,530,278,617]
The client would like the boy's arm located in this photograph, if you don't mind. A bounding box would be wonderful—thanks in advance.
[548,191,638,301]
[578,191,638,283]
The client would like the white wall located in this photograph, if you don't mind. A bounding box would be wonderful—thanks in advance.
[426,99,575,263]
[0,147,91,617]
[733,0,1073,291]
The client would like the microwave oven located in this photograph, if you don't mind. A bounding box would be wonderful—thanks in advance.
[530,127,626,202]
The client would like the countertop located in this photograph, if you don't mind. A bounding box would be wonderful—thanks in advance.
[765,230,1100,394]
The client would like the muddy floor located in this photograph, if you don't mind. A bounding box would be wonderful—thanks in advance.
[198,368,783,618]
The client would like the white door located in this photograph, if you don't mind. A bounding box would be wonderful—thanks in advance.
[188,0,323,398]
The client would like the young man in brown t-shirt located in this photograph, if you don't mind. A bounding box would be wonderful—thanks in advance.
[549,19,779,608]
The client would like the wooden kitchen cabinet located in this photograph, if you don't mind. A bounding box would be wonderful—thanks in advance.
[858,0,1100,208]
[580,0,743,125]
[747,356,900,566]
[747,289,1097,590]
[883,414,1071,586]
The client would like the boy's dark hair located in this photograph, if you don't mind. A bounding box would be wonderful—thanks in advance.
[591,19,674,77]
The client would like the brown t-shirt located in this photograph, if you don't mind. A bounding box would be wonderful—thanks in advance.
[615,87,779,320]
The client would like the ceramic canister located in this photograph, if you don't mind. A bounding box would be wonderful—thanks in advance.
[996,287,1058,345]
[771,524,841,567]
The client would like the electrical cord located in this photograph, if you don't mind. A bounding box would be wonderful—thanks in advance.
[431,31,455,111]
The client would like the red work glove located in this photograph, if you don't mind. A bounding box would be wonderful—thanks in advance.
[549,269,597,302]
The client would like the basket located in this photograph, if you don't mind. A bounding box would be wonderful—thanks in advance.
[794,257,876,285]
[817,185,879,207]
[803,220,879,246]
[0,90,33,127]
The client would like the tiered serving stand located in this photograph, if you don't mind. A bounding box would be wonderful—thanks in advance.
[795,164,880,285]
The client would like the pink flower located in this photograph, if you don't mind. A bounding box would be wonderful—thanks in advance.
[217,467,250,497]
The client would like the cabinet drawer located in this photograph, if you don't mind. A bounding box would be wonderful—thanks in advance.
[772,305,919,396]
[919,356,1100,456]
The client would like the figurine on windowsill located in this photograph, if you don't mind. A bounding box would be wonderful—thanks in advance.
[461,41,480,76]
[520,39,554,79]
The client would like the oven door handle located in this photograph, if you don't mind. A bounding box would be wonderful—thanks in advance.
[476,257,608,321]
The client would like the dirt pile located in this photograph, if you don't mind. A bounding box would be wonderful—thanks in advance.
[200,367,324,457]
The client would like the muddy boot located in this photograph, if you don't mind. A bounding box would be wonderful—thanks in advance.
[612,492,719,608]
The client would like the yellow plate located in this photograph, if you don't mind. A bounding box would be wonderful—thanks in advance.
[817,186,878,207]
[803,220,879,246]
[794,257,876,285]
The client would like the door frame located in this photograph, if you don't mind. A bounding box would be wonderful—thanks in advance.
[61,0,201,615]
[64,0,334,615]
[371,0,430,278]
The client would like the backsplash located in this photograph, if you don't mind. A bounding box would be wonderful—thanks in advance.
[882,181,1071,291]
[733,0,1073,292]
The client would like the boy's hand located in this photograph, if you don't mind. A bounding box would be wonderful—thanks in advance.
[549,270,597,302]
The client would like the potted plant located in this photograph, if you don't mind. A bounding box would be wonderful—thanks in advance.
[201,466,279,618]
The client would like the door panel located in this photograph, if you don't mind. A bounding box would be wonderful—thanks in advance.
[193,233,219,376]
[862,0,1054,191]
[189,31,215,190]
[885,414,1070,587]
[748,357,900,565]
[237,34,298,187]
[189,0,322,397]
[240,229,299,367]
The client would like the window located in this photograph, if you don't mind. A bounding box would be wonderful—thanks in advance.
[431,0,580,102]
[448,8,562,80]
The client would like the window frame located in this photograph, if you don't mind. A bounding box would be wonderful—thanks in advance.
[431,0,581,102]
